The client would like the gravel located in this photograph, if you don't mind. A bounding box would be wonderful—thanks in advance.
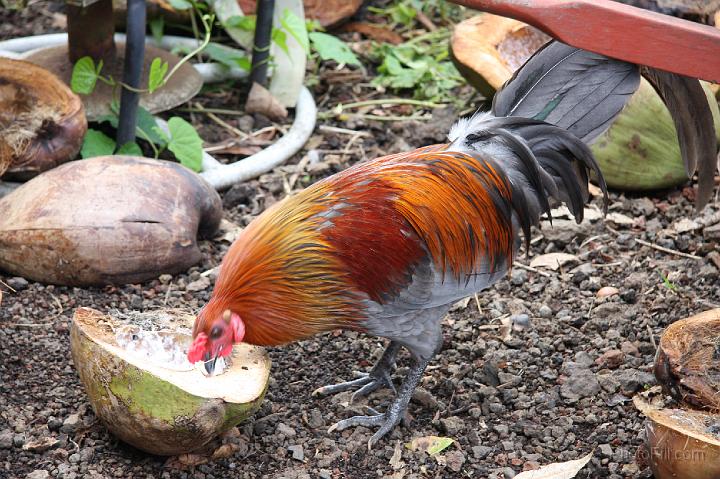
[2,4,720,479]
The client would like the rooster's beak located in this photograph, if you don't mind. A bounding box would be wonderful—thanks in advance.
[203,351,218,375]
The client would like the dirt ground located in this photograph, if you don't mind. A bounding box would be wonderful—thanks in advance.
[2,2,720,479]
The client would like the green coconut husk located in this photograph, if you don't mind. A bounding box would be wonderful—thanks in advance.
[591,79,720,191]
[70,307,270,456]
[450,14,720,192]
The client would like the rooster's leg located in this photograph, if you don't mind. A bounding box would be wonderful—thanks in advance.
[328,355,431,449]
[313,341,400,402]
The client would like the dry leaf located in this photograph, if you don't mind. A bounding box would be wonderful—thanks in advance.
[514,451,593,478]
[588,183,603,197]
[211,443,240,460]
[450,296,471,311]
[218,219,243,243]
[671,218,702,234]
[389,441,405,470]
[499,316,513,341]
[340,22,404,44]
[22,437,59,453]
[529,253,579,271]
[405,436,454,456]
[245,82,288,121]
[164,453,209,469]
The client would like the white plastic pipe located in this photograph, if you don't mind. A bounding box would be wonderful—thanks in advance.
[0,33,316,192]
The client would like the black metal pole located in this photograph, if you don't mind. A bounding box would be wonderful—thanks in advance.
[249,0,275,87]
[116,0,147,147]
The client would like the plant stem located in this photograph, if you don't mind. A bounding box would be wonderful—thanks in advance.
[335,98,446,110]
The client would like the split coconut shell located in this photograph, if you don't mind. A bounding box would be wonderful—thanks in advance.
[450,14,720,191]
[0,57,87,181]
[635,396,720,479]
[0,156,222,286]
[71,307,270,455]
[654,308,720,410]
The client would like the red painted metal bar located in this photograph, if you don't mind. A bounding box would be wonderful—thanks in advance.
[449,0,720,83]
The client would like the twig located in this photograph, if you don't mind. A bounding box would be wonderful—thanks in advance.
[164,283,173,305]
[178,107,248,116]
[318,125,371,137]
[285,153,313,193]
[0,278,16,293]
[514,262,552,278]
[647,324,657,351]
[334,98,446,110]
[194,103,249,140]
[343,113,432,122]
[416,10,438,31]
[605,224,702,260]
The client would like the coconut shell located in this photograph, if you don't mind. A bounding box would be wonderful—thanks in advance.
[71,307,270,456]
[0,57,87,180]
[450,14,720,191]
[237,0,363,28]
[0,156,222,286]
[654,308,720,410]
[635,396,720,479]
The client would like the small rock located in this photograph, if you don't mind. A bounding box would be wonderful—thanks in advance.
[615,369,655,395]
[561,368,601,400]
[510,269,527,286]
[538,305,552,318]
[445,450,466,472]
[13,433,25,447]
[25,471,50,479]
[599,444,613,456]
[493,424,509,437]
[472,445,492,459]
[439,416,465,435]
[318,470,332,479]
[596,350,625,369]
[69,453,80,463]
[412,387,438,409]
[288,444,304,461]
[574,351,595,368]
[597,286,619,298]
[61,414,81,434]
[306,409,325,429]
[7,276,29,291]
[276,423,296,437]
[620,341,640,356]
[158,274,173,284]
[511,314,530,331]
[186,276,211,292]
[502,466,517,478]
[0,430,13,449]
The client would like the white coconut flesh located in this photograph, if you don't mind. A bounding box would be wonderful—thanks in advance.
[78,309,269,403]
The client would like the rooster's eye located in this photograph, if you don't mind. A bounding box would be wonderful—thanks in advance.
[210,326,223,339]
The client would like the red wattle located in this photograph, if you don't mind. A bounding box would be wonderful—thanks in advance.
[187,332,208,363]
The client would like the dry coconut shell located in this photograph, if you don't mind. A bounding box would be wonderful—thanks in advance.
[450,14,720,191]
[237,0,362,28]
[0,57,87,181]
[654,308,720,410]
[71,307,270,455]
[0,156,222,286]
[635,396,720,479]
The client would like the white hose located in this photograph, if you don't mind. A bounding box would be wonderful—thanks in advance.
[0,33,315,192]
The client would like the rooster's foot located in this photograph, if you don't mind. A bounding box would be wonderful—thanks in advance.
[327,406,404,449]
[312,342,400,402]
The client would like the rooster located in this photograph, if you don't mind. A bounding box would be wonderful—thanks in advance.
[188,42,718,447]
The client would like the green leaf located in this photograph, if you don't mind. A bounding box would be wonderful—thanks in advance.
[136,107,166,146]
[405,436,454,456]
[166,117,203,172]
[167,0,192,10]
[71,56,101,95]
[272,28,289,57]
[148,57,169,93]
[225,14,255,31]
[116,142,143,156]
[204,42,251,70]
[81,129,116,158]
[309,32,360,66]
[150,17,165,45]
[280,8,309,53]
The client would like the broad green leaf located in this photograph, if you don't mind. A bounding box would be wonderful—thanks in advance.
[167,0,192,10]
[71,56,101,95]
[81,129,116,158]
[148,57,169,93]
[150,17,164,45]
[272,28,289,57]
[136,107,166,146]
[280,8,309,53]
[166,117,203,172]
[116,142,143,156]
[309,32,360,66]
[405,436,454,456]
[203,42,251,70]
[225,14,255,31]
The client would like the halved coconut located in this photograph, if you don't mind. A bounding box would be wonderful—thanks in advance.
[654,308,720,410]
[635,396,720,479]
[0,57,87,180]
[0,155,222,286]
[450,14,720,191]
[71,307,270,456]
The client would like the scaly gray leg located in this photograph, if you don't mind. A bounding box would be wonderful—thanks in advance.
[312,341,400,403]
[328,355,432,449]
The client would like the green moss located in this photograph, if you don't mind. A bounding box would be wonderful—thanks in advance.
[109,366,204,424]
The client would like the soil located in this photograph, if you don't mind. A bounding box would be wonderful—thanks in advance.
[2,2,720,479]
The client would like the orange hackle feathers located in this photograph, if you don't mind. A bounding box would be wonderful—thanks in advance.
[197,144,516,346]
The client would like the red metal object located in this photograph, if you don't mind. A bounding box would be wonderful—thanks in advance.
[449,0,720,83]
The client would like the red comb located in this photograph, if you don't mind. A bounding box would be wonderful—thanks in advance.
[187,332,208,363]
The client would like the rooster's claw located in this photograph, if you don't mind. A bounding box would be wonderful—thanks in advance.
[328,409,401,450]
